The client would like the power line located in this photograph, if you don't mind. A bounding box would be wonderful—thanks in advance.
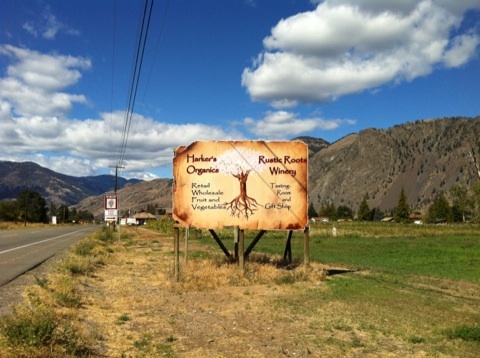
[117,0,155,170]
[109,0,118,152]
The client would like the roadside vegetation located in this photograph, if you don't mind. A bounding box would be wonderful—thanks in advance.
[0,221,479,356]
[0,189,94,226]
[0,227,117,357]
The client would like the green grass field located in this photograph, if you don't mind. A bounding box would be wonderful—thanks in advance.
[188,222,480,355]
[195,222,480,282]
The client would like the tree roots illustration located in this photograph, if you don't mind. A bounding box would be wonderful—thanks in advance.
[225,192,261,219]
[224,170,262,219]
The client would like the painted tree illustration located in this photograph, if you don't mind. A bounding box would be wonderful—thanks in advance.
[215,148,267,219]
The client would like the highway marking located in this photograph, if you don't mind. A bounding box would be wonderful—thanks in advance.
[0,229,87,255]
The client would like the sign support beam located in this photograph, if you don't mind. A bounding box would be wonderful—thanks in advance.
[244,230,266,260]
[283,230,293,263]
[208,230,231,258]
[174,224,180,281]
[304,225,310,267]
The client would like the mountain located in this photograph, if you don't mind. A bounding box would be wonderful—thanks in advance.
[0,161,141,206]
[292,136,330,157]
[308,116,480,212]
[73,178,173,218]
[4,117,480,217]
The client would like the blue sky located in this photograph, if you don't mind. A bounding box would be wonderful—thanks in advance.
[1,0,480,179]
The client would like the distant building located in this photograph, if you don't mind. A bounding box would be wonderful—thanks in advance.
[311,217,330,223]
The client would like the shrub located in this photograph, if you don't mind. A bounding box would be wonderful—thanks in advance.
[145,217,175,234]
[60,256,95,276]
[96,226,115,243]
[0,305,56,347]
[74,239,99,256]
[446,325,480,342]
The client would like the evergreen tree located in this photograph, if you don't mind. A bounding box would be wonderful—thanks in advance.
[394,187,410,223]
[0,200,19,221]
[336,205,353,219]
[373,207,384,221]
[450,185,472,222]
[318,201,336,220]
[308,202,318,218]
[56,204,70,223]
[427,192,453,223]
[76,209,94,222]
[70,207,78,222]
[147,203,156,215]
[357,196,371,221]
[16,190,48,223]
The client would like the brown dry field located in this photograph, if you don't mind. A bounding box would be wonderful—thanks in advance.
[61,226,449,358]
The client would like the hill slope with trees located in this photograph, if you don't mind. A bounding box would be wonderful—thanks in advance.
[3,117,480,222]
[0,161,141,206]
[308,116,480,214]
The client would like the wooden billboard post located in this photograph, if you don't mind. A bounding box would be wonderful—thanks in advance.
[239,229,245,270]
[304,225,310,267]
[174,224,180,281]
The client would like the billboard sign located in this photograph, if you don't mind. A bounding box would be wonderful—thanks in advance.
[173,141,308,230]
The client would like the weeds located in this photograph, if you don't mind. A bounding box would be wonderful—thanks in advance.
[446,324,480,342]
[34,275,49,289]
[74,239,99,256]
[116,313,131,325]
[1,305,56,347]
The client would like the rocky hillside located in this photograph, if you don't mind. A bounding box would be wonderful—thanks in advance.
[308,117,480,212]
[73,178,173,218]
[292,136,330,157]
[0,161,141,206]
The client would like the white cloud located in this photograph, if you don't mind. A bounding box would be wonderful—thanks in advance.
[22,5,80,39]
[0,45,239,178]
[0,45,91,117]
[0,109,237,177]
[242,0,480,107]
[243,111,355,139]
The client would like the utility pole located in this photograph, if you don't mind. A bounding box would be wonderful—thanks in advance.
[110,165,125,192]
[109,164,125,240]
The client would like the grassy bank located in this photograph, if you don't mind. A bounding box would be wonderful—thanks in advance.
[0,227,117,357]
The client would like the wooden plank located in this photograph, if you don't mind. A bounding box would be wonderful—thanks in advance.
[174,225,180,281]
[304,225,310,267]
[185,227,189,266]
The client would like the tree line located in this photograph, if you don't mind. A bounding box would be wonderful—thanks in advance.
[310,182,480,224]
[0,189,94,224]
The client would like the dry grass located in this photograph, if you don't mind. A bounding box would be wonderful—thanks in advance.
[74,227,475,357]
[2,226,479,357]
[0,221,52,230]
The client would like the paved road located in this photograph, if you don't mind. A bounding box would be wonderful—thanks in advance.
[0,225,100,286]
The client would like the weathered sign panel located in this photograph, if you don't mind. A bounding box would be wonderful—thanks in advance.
[104,194,118,222]
[173,141,308,230]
